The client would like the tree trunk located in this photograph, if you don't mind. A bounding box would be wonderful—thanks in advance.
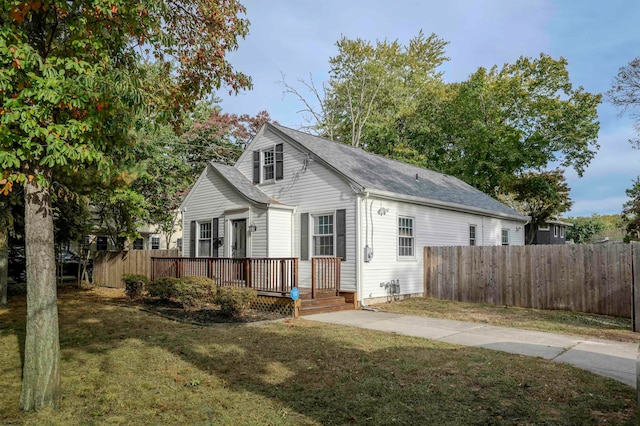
[19,175,60,411]
[0,229,7,306]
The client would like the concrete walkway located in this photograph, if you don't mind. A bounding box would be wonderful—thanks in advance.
[304,310,639,389]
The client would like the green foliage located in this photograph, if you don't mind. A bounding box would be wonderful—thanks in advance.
[505,169,573,243]
[215,286,257,317]
[293,35,601,200]
[622,178,640,241]
[122,274,150,300]
[92,188,149,250]
[147,277,182,302]
[425,55,601,195]
[565,215,606,243]
[148,276,216,309]
[177,276,217,309]
[320,31,448,149]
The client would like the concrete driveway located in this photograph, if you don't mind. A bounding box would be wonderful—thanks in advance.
[304,310,639,389]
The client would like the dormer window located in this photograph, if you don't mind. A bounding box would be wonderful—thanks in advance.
[253,143,284,184]
[263,149,274,180]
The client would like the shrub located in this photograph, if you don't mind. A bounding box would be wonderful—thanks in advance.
[177,276,217,309]
[148,276,216,309]
[148,277,182,302]
[122,274,150,300]
[215,286,257,317]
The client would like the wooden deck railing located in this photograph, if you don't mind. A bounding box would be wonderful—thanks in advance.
[311,257,341,298]
[151,257,298,294]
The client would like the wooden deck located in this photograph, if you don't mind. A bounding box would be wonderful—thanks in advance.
[151,257,355,314]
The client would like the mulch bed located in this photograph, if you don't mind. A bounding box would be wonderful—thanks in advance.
[138,298,289,325]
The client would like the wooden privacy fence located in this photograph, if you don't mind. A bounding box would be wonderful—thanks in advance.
[152,257,298,294]
[424,243,637,319]
[93,249,179,288]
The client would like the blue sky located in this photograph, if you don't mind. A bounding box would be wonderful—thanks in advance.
[219,0,640,217]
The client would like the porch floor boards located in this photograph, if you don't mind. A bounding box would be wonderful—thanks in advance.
[298,290,355,316]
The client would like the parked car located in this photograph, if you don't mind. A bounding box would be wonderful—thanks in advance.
[56,251,93,281]
[8,247,26,283]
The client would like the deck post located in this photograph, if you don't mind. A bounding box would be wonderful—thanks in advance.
[245,258,252,288]
[311,258,316,299]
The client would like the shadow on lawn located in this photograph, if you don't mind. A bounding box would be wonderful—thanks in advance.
[1,287,636,425]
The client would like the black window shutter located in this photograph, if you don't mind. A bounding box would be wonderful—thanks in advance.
[212,218,219,257]
[252,151,260,184]
[190,221,196,257]
[275,143,284,180]
[336,209,346,261]
[300,213,309,261]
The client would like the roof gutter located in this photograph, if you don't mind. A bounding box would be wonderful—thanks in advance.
[364,188,530,222]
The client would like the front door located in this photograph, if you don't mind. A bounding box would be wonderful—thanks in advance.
[231,219,247,258]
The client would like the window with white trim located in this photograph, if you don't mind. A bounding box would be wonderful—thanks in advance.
[313,214,334,256]
[560,226,564,238]
[398,216,414,257]
[553,225,558,237]
[262,148,275,181]
[539,225,550,231]
[501,229,510,246]
[469,225,477,246]
[198,222,212,257]
[133,238,144,250]
[151,236,160,250]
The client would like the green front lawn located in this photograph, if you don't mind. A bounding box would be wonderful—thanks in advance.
[0,288,635,425]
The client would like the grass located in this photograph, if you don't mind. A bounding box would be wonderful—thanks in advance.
[0,287,636,425]
[373,297,640,343]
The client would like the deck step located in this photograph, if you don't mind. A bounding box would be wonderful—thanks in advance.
[299,290,338,300]
[299,294,355,316]
[300,303,355,315]
[300,295,347,307]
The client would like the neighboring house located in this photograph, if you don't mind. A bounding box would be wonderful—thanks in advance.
[180,123,529,305]
[525,220,572,245]
[89,221,183,252]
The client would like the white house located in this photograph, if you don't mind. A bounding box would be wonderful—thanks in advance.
[180,123,529,305]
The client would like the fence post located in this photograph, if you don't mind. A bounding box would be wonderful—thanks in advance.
[632,242,640,332]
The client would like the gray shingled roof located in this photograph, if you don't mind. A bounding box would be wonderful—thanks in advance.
[271,124,527,220]
[210,162,275,205]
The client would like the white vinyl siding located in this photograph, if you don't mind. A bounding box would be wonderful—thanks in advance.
[268,208,293,257]
[360,196,526,302]
[182,166,254,257]
[236,128,357,290]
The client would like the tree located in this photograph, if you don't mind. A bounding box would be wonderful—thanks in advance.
[622,178,640,241]
[288,37,600,200]
[285,31,449,149]
[0,193,18,305]
[181,105,273,173]
[0,0,251,411]
[422,55,601,196]
[565,215,607,244]
[505,169,573,244]
[608,58,640,146]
